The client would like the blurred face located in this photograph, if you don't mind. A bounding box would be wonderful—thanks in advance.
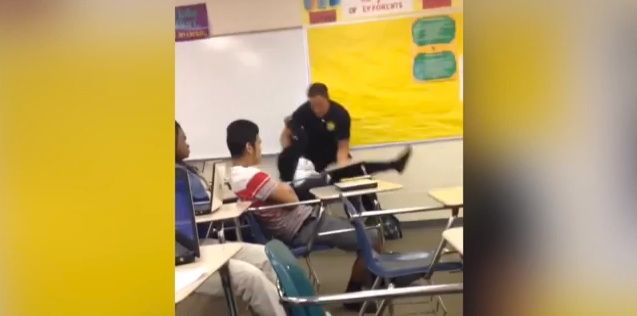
[309,95,330,118]
[176,128,190,161]
[245,135,262,164]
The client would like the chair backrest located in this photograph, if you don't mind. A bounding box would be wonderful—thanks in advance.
[265,240,326,316]
[243,211,271,244]
[340,196,386,276]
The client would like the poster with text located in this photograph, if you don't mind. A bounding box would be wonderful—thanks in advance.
[308,13,463,145]
[341,0,413,19]
[302,0,460,24]
[175,3,209,41]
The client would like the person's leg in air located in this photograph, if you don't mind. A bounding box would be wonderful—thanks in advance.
[361,145,413,174]
[326,145,413,183]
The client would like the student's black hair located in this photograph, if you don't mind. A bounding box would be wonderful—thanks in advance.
[307,82,329,98]
[226,119,259,158]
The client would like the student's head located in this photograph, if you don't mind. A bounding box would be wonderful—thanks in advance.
[175,121,190,162]
[226,119,262,164]
[307,82,330,118]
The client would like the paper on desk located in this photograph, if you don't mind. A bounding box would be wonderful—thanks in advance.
[175,267,208,293]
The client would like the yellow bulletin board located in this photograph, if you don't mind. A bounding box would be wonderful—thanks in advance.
[307,13,463,145]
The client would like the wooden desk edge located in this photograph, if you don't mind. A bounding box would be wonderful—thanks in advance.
[175,243,243,303]
[195,201,252,223]
[442,227,463,254]
[309,180,403,200]
[427,186,463,207]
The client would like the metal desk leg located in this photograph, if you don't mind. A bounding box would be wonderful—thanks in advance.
[219,221,226,243]
[370,196,386,246]
[424,211,458,279]
[205,221,214,239]
[448,206,460,229]
[233,218,242,241]
[219,263,239,316]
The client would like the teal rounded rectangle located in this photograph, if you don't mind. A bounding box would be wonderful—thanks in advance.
[412,16,456,46]
[413,51,457,81]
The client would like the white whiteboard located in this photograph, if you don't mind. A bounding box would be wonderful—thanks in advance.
[176,28,309,159]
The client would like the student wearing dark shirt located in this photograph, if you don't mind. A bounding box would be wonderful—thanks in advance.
[290,82,352,171]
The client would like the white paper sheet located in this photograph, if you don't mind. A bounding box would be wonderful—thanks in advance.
[175,267,208,293]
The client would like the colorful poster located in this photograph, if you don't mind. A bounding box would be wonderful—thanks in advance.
[307,13,463,145]
[412,15,458,82]
[175,3,210,41]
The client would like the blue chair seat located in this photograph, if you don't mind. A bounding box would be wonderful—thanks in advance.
[373,251,463,279]
[340,196,463,283]
[291,243,333,257]
[380,251,431,261]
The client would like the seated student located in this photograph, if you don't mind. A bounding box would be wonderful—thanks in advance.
[278,117,412,200]
[226,119,383,312]
[176,122,286,316]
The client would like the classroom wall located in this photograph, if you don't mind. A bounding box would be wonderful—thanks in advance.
[174,0,302,35]
[177,1,463,221]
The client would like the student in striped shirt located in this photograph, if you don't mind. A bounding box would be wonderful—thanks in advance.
[226,119,383,312]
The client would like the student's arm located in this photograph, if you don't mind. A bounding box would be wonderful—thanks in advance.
[247,170,301,209]
[267,182,300,205]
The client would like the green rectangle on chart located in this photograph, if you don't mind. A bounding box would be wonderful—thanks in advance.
[413,51,457,81]
[412,16,456,46]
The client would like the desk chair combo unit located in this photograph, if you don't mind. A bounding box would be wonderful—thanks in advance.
[193,162,252,242]
[265,239,463,316]
[175,165,240,315]
[426,186,464,284]
[244,199,384,291]
[339,196,463,315]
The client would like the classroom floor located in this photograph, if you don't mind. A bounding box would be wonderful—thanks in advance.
[177,220,463,316]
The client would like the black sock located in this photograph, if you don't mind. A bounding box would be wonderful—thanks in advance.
[392,146,412,173]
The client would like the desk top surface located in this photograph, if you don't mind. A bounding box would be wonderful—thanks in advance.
[428,186,463,207]
[175,243,242,303]
[442,227,463,255]
[309,180,403,200]
[195,201,251,223]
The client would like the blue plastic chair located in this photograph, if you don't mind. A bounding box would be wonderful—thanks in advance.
[265,239,463,316]
[341,196,463,314]
[265,239,327,316]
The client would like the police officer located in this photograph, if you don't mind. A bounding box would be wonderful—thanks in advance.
[286,82,407,240]
[289,82,351,171]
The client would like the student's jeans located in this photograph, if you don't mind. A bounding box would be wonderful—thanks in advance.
[196,239,286,316]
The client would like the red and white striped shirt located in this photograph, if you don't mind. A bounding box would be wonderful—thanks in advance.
[230,165,312,242]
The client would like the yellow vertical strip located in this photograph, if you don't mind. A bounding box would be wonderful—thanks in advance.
[0,1,174,315]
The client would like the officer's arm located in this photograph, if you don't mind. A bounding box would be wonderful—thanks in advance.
[336,140,351,165]
[336,109,352,165]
